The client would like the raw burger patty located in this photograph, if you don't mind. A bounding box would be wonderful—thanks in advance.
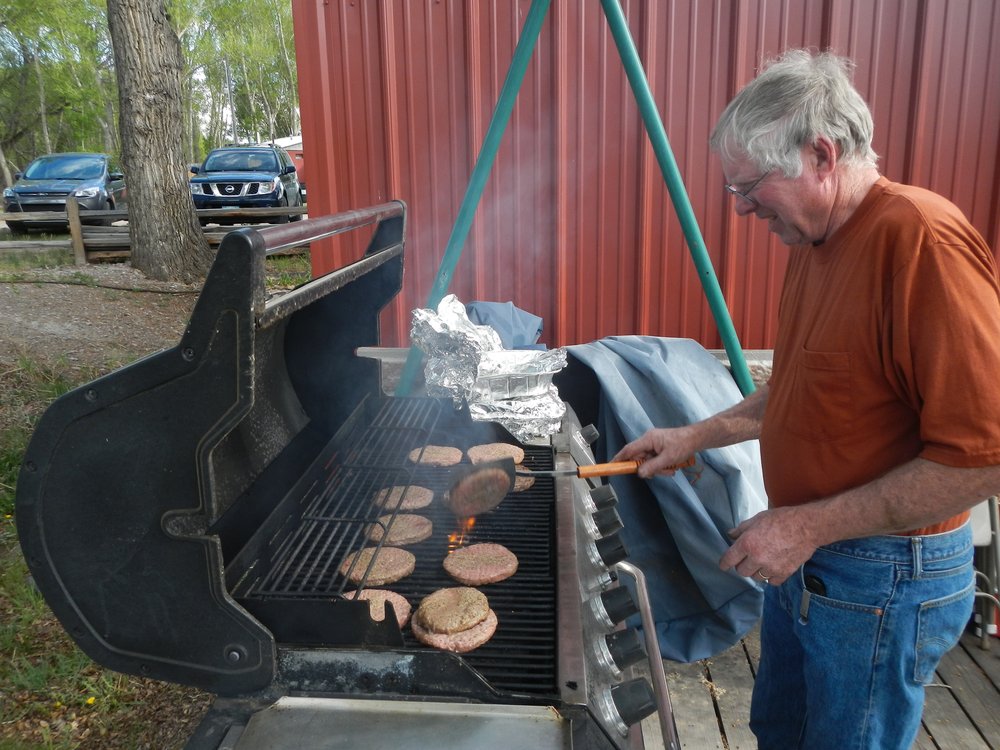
[467,442,525,465]
[407,445,463,466]
[444,542,519,585]
[412,608,498,654]
[444,466,510,517]
[339,547,415,586]
[366,513,433,545]
[414,586,490,634]
[344,589,412,628]
[373,485,434,510]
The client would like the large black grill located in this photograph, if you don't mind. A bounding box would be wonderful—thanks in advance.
[15,203,666,749]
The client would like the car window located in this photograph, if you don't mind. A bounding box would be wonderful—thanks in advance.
[203,150,278,173]
[24,155,105,181]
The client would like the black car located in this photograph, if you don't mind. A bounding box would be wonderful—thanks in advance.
[189,145,303,223]
[3,152,127,233]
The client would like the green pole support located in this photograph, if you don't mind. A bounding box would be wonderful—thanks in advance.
[395,0,552,396]
[599,0,756,395]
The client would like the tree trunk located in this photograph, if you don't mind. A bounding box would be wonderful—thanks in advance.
[106,0,212,282]
[269,0,299,133]
[0,140,13,187]
[32,55,52,153]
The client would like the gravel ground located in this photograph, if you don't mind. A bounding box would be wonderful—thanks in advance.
[0,263,199,375]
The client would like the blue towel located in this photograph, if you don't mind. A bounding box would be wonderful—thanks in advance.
[567,336,766,662]
[466,301,545,350]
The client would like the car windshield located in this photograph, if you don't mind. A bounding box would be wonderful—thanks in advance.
[23,155,104,181]
[202,151,278,173]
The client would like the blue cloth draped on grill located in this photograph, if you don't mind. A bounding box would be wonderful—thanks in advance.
[566,336,766,662]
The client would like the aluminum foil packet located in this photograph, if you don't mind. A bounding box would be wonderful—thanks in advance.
[410,294,567,440]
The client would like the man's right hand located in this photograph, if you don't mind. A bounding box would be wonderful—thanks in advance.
[613,426,697,478]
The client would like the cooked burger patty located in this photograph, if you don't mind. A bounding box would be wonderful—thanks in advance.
[339,547,416,586]
[412,608,498,653]
[414,586,490,634]
[444,466,510,517]
[512,467,535,492]
[467,442,525,465]
[344,589,412,628]
[443,542,519,585]
[366,513,433,546]
[407,445,463,466]
[372,485,434,510]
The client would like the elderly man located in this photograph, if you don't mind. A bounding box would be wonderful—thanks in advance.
[615,49,1000,749]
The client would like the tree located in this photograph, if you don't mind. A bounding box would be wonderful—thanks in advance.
[106,0,212,282]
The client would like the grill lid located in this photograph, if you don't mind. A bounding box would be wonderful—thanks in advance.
[16,204,406,694]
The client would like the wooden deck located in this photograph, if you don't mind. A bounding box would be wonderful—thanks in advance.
[637,628,1000,749]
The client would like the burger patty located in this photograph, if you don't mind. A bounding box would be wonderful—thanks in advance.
[372,485,434,511]
[407,445,463,466]
[444,466,510,517]
[412,608,498,653]
[443,542,519,585]
[366,513,433,546]
[511,467,535,492]
[344,589,412,628]
[413,586,490,634]
[467,442,525,465]
[339,547,416,586]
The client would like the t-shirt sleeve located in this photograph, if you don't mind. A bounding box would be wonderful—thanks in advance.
[892,235,1000,467]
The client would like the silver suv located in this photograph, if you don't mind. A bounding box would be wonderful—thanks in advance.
[3,152,127,233]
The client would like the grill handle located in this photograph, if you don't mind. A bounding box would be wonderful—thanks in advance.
[614,560,680,750]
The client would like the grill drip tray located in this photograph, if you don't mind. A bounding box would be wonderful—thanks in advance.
[226,697,570,749]
[226,396,559,698]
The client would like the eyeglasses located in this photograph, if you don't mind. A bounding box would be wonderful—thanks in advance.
[724,169,772,206]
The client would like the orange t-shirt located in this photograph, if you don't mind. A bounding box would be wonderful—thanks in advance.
[760,178,1000,535]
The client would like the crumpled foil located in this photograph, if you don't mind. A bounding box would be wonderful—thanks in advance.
[411,294,567,441]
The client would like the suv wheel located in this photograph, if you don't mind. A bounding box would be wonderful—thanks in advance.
[273,196,290,224]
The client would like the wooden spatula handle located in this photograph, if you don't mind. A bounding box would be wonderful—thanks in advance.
[576,455,695,478]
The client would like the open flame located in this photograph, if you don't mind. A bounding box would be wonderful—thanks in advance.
[448,516,476,551]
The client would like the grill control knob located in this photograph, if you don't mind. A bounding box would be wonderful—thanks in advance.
[611,677,657,727]
[605,628,647,670]
[589,585,639,630]
[589,484,619,510]
[579,424,600,444]
[595,531,628,567]
[593,627,648,679]
[592,507,624,537]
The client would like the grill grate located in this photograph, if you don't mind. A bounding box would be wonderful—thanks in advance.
[237,396,560,696]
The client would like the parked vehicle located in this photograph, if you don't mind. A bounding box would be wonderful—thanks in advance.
[2,152,127,233]
[189,145,303,223]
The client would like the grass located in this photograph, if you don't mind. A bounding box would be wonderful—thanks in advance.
[265,252,312,289]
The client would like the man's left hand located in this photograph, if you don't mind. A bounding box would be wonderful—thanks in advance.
[719,506,819,586]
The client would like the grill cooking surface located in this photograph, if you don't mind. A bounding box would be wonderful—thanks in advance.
[234,396,559,697]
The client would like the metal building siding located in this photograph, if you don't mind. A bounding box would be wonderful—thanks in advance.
[292,0,1000,349]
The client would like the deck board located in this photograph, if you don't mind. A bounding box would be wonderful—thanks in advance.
[935,646,1000,746]
[702,643,757,750]
[649,627,1000,750]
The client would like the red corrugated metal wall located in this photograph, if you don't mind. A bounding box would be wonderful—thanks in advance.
[291,0,1000,349]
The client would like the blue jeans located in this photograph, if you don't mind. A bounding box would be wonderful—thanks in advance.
[750,524,974,749]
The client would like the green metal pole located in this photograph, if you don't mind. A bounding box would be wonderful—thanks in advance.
[395,0,552,396]
[599,0,756,395]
